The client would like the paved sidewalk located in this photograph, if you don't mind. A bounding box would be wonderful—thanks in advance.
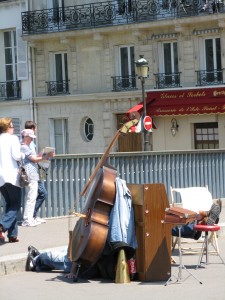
[0,216,78,276]
[1,216,225,300]
[1,211,225,285]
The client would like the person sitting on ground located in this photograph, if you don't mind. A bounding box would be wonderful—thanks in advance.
[172,200,221,240]
[25,218,135,282]
[25,218,91,281]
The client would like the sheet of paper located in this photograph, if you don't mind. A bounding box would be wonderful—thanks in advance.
[42,147,55,154]
[39,147,55,169]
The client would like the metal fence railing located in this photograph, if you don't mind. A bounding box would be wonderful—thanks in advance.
[1,149,225,221]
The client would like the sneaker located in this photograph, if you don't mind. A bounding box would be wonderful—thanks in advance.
[28,245,40,257]
[22,220,37,227]
[34,217,46,224]
[25,252,36,271]
[207,203,220,225]
[33,218,41,225]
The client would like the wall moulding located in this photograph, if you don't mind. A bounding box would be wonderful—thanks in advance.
[192,28,221,35]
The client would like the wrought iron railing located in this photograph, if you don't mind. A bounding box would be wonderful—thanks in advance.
[46,80,70,96]
[111,75,137,91]
[0,80,21,100]
[196,69,225,86]
[154,72,181,89]
[21,0,224,35]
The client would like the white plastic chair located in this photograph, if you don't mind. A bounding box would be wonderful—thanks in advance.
[171,186,213,212]
[171,186,219,254]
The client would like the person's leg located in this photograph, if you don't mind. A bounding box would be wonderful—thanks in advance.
[34,248,71,272]
[33,181,47,219]
[23,180,38,224]
[172,223,195,238]
[0,183,21,238]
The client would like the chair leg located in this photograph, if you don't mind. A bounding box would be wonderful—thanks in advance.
[211,232,220,254]
[172,236,178,251]
[205,232,209,264]
[196,231,225,268]
[209,235,225,265]
[196,232,207,269]
[208,231,219,253]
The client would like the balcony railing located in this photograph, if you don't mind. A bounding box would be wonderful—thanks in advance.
[21,0,224,35]
[0,80,21,100]
[111,75,137,91]
[46,80,70,96]
[196,69,225,86]
[154,72,181,89]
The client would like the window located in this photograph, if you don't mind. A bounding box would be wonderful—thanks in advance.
[49,119,68,154]
[162,42,179,84]
[47,0,65,23]
[80,117,94,142]
[117,0,133,15]
[115,45,136,89]
[4,31,17,81]
[3,31,18,98]
[194,123,219,149]
[204,38,222,82]
[198,37,222,84]
[49,52,69,94]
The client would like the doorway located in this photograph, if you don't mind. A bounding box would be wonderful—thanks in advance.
[117,114,142,152]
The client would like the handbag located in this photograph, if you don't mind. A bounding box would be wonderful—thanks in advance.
[18,160,29,187]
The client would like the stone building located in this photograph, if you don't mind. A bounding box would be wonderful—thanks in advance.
[1,0,225,153]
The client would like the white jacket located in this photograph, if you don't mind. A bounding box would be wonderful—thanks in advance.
[0,133,22,187]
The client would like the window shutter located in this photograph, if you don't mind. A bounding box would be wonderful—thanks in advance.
[17,28,28,80]
[12,117,21,138]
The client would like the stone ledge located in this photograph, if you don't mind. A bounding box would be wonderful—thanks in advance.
[0,254,27,276]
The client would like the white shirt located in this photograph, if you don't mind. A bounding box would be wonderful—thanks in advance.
[0,133,22,187]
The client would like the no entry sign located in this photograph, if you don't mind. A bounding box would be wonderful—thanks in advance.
[143,116,152,131]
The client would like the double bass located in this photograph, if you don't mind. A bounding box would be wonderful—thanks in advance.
[71,118,138,267]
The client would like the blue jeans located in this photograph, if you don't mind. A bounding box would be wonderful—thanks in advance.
[172,223,195,238]
[34,247,72,272]
[0,183,21,238]
[33,181,47,218]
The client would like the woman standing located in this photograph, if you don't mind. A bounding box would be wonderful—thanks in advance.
[0,117,23,243]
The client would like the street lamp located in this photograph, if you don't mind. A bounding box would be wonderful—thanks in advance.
[135,55,149,150]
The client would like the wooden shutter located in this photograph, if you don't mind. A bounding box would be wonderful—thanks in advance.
[17,28,28,80]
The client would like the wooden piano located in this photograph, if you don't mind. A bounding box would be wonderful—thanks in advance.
[128,183,171,282]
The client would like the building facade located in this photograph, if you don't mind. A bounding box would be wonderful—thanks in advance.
[0,0,225,153]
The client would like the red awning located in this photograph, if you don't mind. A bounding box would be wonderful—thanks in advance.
[127,87,225,117]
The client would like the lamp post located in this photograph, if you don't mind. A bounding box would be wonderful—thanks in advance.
[135,55,149,151]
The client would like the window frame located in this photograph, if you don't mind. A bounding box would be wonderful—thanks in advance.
[199,36,221,71]
[49,52,68,82]
[194,122,219,149]
[4,30,17,82]
[49,118,68,154]
[161,41,179,74]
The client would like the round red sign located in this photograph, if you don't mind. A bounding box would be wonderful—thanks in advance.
[143,116,152,131]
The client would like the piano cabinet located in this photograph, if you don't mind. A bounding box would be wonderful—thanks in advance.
[128,183,172,282]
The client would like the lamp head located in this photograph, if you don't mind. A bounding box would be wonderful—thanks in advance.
[135,55,149,78]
